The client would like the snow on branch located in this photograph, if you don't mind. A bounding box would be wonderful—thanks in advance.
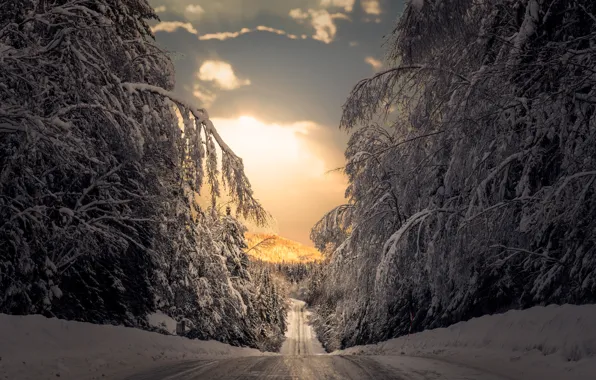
[341,66,471,130]
[489,245,564,267]
[310,204,353,251]
[307,0,596,350]
[121,82,267,224]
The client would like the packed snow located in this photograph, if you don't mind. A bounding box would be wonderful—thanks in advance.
[0,313,266,380]
[337,303,596,380]
[280,299,325,355]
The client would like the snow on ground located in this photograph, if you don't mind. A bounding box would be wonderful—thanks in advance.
[337,303,596,380]
[0,313,266,380]
[146,311,177,335]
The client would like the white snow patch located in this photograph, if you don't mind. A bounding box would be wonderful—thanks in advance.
[0,313,267,380]
[147,311,177,334]
[336,304,596,380]
[50,285,63,299]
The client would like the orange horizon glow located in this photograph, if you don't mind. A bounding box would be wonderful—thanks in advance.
[213,115,347,246]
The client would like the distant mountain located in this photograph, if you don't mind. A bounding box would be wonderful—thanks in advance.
[245,233,323,263]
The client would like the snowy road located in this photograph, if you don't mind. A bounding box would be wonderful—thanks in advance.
[124,356,401,379]
[279,298,326,355]
[123,299,510,379]
[123,355,509,379]
[3,304,594,380]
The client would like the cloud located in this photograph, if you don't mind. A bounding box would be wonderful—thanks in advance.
[191,60,250,107]
[198,60,250,90]
[199,28,250,41]
[185,4,204,14]
[184,4,205,20]
[192,83,217,107]
[149,0,305,23]
[361,0,381,15]
[289,8,309,20]
[365,56,383,71]
[150,2,349,44]
[310,11,345,44]
[256,26,300,39]
[320,0,355,12]
[289,8,350,44]
[198,26,300,41]
[154,5,166,13]
[151,21,198,35]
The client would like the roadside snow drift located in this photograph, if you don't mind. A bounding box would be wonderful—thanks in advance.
[0,313,265,380]
[337,303,596,380]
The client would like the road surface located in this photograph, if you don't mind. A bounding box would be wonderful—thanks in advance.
[279,298,325,355]
[124,355,509,380]
[124,299,508,379]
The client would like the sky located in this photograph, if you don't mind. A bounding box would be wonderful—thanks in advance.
[149,0,406,245]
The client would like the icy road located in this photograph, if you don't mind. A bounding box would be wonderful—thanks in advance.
[123,355,511,379]
[279,298,326,355]
[124,299,508,380]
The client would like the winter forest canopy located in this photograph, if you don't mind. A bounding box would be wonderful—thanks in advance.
[1,0,595,356]
[308,0,596,351]
[0,0,283,351]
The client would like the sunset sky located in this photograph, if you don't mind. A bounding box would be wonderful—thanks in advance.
[149,0,406,245]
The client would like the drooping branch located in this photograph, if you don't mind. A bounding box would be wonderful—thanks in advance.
[341,65,471,130]
[310,204,354,251]
[121,82,267,224]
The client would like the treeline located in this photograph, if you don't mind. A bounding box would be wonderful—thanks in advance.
[247,262,288,351]
[0,0,282,351]
[308,0,596,350]
[245,233,324,263]
[250,260,318,284]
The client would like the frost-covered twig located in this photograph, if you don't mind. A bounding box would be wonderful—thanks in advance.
[490,245,564,266]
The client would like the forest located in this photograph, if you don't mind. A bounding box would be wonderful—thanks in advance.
[0,0,285,352]
[1,0,595,358]
[308,0,596,351]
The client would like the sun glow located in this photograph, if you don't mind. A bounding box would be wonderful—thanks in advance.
[217,115,312,170]
[212,115,347,245]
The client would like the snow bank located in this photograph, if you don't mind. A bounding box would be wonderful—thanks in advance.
[0,313,265,380]
[337,303,596,380]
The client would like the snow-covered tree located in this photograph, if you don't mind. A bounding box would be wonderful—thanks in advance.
[247,262,288,351]
[0,0,274,348]
[310,0,596,350]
